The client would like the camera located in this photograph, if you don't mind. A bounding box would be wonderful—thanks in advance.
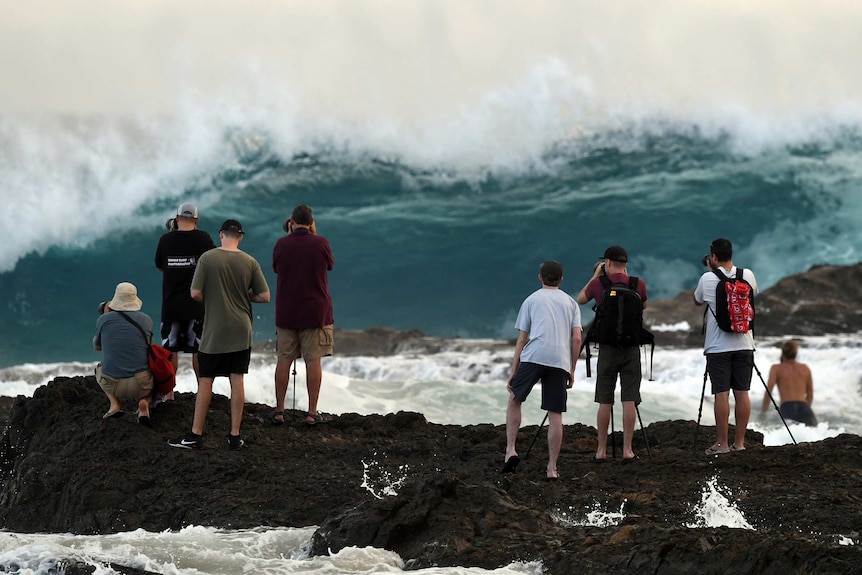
[701,254,710,267]
[165,218,177,232]
[98,301,108,315]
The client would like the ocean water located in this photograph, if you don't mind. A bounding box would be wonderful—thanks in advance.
[3,1,862,572]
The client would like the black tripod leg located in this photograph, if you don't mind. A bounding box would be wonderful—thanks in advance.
[753,361,797,445]
[636,403,652,461]
[524,411,549,460]
[693,365,708,454]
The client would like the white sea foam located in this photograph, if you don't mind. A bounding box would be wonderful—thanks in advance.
[552,501,627,528]
[0,527,546,574]
[2,335,860,446]
[686,477,754,530]
[5,3,862,273]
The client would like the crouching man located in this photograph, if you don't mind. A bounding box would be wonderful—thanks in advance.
[94,282,155,426]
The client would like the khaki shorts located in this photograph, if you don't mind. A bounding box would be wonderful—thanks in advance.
[276,325,334,362]
[95,363,153,400]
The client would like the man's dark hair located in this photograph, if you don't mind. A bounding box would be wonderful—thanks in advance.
[540,260,563,286]
[291,204,314,226]
[710,238,733,262]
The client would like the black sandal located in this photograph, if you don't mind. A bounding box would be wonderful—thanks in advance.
[268,411,285,426]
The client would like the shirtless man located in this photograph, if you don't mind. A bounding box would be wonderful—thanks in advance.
[762,340,817,426]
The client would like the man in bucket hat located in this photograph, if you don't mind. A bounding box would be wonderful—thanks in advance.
[93,282,155,426]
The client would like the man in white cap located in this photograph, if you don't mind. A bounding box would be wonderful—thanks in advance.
[154,202,215,390]
[93,282,155,426]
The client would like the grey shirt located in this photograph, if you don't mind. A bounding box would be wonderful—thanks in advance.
[94,311,153,378]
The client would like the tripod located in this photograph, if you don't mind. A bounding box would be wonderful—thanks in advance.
[609,403,653,461]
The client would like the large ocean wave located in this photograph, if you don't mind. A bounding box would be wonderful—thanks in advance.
[4,1,862,369]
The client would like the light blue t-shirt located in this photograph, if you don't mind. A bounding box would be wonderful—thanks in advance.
[694,265,758,354]
[514,287,582,372]
[93,311,153,378]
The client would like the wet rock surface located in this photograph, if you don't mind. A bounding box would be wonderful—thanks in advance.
[2,377,861,573]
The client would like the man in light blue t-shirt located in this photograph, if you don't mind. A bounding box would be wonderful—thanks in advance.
[502,260,582,480]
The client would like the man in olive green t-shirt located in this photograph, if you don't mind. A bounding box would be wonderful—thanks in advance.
[169,219,270,450]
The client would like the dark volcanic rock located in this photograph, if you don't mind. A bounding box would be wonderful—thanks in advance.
[2,377,861,573]
[644,262,862,347]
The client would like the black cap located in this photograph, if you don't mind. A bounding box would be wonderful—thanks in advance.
[599,246,628,263]
[219,219,245,235]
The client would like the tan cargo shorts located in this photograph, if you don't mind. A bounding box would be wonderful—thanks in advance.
[276,325,334,362]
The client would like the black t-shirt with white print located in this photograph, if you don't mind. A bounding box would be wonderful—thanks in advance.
[154,229,215,322]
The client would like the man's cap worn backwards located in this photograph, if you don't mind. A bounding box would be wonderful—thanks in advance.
[177,202,198,218]
[599,246,628,263]
[220,219,244,235]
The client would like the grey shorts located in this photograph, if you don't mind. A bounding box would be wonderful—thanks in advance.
[595,346,641,404]
[276,325,334,362]
[707,350,754,394]
[510,362,569,413]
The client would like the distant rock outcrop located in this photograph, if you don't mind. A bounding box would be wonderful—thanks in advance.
[251,263,862,358]
[2,377,861,573]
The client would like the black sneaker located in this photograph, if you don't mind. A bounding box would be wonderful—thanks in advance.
[227,434,244,450]
[168,432,202,449]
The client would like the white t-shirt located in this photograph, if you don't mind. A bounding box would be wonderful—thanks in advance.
[514,287,582,372]
[694,265,758,354]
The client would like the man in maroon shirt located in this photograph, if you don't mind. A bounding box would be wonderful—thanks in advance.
[271,204,335,425]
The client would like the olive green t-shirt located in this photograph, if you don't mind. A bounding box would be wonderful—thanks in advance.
[191,248,269,354]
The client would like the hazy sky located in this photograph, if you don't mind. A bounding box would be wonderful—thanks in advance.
[2,0,861,120]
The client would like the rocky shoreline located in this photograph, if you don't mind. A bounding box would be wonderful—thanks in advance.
[1,377,861,574]
[2,262,862,573]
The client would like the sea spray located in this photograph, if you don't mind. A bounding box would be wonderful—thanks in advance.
[551,500,627,528]
[686,476,753,530]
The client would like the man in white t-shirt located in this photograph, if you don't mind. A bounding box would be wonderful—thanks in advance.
[502,260,582,479]
[694,238,758,455]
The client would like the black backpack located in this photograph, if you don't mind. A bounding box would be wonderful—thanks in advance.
[581,275,655,379]
[710,268,754,333]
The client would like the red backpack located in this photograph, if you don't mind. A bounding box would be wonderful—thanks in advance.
[711,268,754,333]
[117,311,177,397]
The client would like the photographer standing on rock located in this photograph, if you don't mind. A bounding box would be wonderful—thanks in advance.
[168,219,270,450]
[694,238,758,455]
[576,246,648,463]
[154,202,214,388]
[271,204,335,426]
[503,260,581,479]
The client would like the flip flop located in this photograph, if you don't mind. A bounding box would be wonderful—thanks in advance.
[500,455,520,474]
[305,412,332,425]
[704,445,730,455]
[591,456,608,464]
[137,414,152,428]
[730,445,746,452]
[621,455,640,464]
[102,410,124,419]
[269,411,285,426]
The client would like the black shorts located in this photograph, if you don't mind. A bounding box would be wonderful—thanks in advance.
[510,362,569,413]
[707,350,754,394]
[160,319,203,353]
[198,348,251,378]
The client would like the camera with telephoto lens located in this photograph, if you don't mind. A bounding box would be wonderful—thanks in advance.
[165,218,177,232]
[98,301,107,315]
[701,254,711,268]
